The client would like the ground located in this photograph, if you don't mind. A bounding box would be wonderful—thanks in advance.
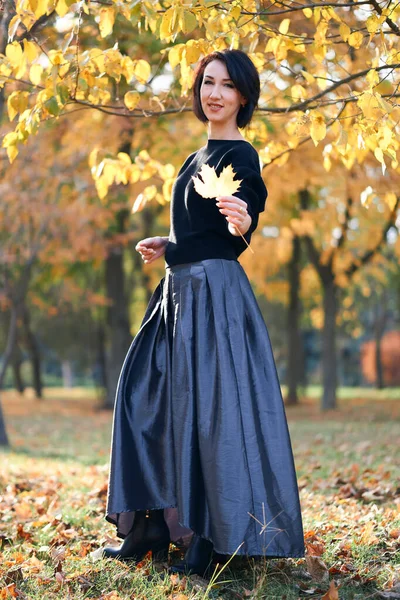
[0,387,399,599]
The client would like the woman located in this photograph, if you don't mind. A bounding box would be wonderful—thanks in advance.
[103,49,305,576]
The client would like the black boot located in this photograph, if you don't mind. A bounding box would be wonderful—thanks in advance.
[170,534,214,577]
[103,510,170,562]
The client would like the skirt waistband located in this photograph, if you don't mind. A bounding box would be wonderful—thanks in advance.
[165,257,238,272]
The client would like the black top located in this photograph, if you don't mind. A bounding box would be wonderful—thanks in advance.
[165,139,268,267]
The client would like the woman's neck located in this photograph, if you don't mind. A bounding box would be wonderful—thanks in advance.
[207,123,244,141]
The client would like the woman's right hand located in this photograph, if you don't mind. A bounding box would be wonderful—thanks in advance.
[135,236,168,265]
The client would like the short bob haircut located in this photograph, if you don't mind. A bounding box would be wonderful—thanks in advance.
[192,49,260,129]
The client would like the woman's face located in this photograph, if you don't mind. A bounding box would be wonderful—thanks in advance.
[200,60,246,127]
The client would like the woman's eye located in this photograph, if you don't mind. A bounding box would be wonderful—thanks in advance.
[203,81,234,88]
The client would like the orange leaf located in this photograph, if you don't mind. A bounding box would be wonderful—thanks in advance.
[321,580,339,599]
[0,584,18,599]
[14,502,32,519]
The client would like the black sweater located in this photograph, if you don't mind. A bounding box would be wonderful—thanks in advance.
[165,139,268,267]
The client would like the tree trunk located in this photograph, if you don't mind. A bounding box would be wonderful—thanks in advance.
[285,235,302,406]
[96,323,108,390]
[321,278,338,411]
[104,248,132,408]
[0,307,18,389]
[373,289,387,389]
[0,0,15,121]
[103,128,134,409]
[11,335,25,394]
[375,333,384,389]
[21,304,43,399]
[0,307,18,447]
[12,357,25,394]
[0,399,9,447]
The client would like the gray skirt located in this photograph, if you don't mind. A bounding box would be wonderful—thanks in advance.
[106,258,305,557]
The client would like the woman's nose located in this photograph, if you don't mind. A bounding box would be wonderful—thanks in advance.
[209,86,222,98]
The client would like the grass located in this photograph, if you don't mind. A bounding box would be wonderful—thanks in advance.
[0,387,399,599]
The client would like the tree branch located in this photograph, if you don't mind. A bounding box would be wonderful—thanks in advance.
[336,196,353,250]
[345,196,400,277]
[369,0,400,35]
[298,188,330,280]
[264,63,400,114]
[14,10,56,43]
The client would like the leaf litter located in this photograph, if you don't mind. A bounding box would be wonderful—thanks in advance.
[0,390,399,598]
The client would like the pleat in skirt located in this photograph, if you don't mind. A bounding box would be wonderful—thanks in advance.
[106,258,305,557]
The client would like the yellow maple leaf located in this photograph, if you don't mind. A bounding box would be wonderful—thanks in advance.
[192,163,242,198]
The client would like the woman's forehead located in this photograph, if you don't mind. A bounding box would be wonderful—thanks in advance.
[203,60,230,79]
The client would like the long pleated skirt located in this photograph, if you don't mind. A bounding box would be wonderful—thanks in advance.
[106,258,305,557]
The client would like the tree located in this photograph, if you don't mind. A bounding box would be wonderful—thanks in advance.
[1,1,399,416]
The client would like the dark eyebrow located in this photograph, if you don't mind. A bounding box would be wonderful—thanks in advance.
[203,76,233,81]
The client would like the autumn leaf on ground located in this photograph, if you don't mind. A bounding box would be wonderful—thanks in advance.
[192,163,242,198]
[321,580,339,599]
[305,555,329,582]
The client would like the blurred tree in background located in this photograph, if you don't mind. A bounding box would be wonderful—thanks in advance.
[1,0,400,445]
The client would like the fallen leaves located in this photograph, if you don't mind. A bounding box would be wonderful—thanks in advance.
[321,580,340,599]
[0,584,20,599]
[305,555,329,583]
[1,391,399,599]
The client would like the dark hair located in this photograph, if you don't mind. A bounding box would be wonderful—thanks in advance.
[192,49,260,129]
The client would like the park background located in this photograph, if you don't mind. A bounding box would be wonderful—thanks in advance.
[0,1,399,599]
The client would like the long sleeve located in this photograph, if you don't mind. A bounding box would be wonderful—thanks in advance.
[216,145,268,250]
[165,139,268,267]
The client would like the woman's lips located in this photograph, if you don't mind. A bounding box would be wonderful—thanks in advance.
[208,103,223,111]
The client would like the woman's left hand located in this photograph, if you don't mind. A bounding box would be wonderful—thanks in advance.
[216,195,252,236]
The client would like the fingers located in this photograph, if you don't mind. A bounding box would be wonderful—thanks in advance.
[218,206,245,218]
[216,197,248,220]
[135,236,163,251]
[139,248,156,259]
[217,204,248,227]
[216,195,247,210]
[138,247,165,264]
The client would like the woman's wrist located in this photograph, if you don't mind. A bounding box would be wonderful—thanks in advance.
[229,213,252,236]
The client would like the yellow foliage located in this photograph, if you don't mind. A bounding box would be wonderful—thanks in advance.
[5,42,26,79]
[384,192,397,211]
[7,91,29,122]
[23,40,39,62]
[99,7,115,38]
[55,0,70,17]
[134,60,151,84]
[348,31,363,49]
[29,64,43,85]
[169,44,185,69]
[291,85,307,101]
[310,307,324,329]
[162,179,174,201]
[310,111,326,146]
[124,91,140,111]
[279,19,290,35]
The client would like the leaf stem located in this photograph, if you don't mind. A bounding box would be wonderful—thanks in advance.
[235,227,254,254]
